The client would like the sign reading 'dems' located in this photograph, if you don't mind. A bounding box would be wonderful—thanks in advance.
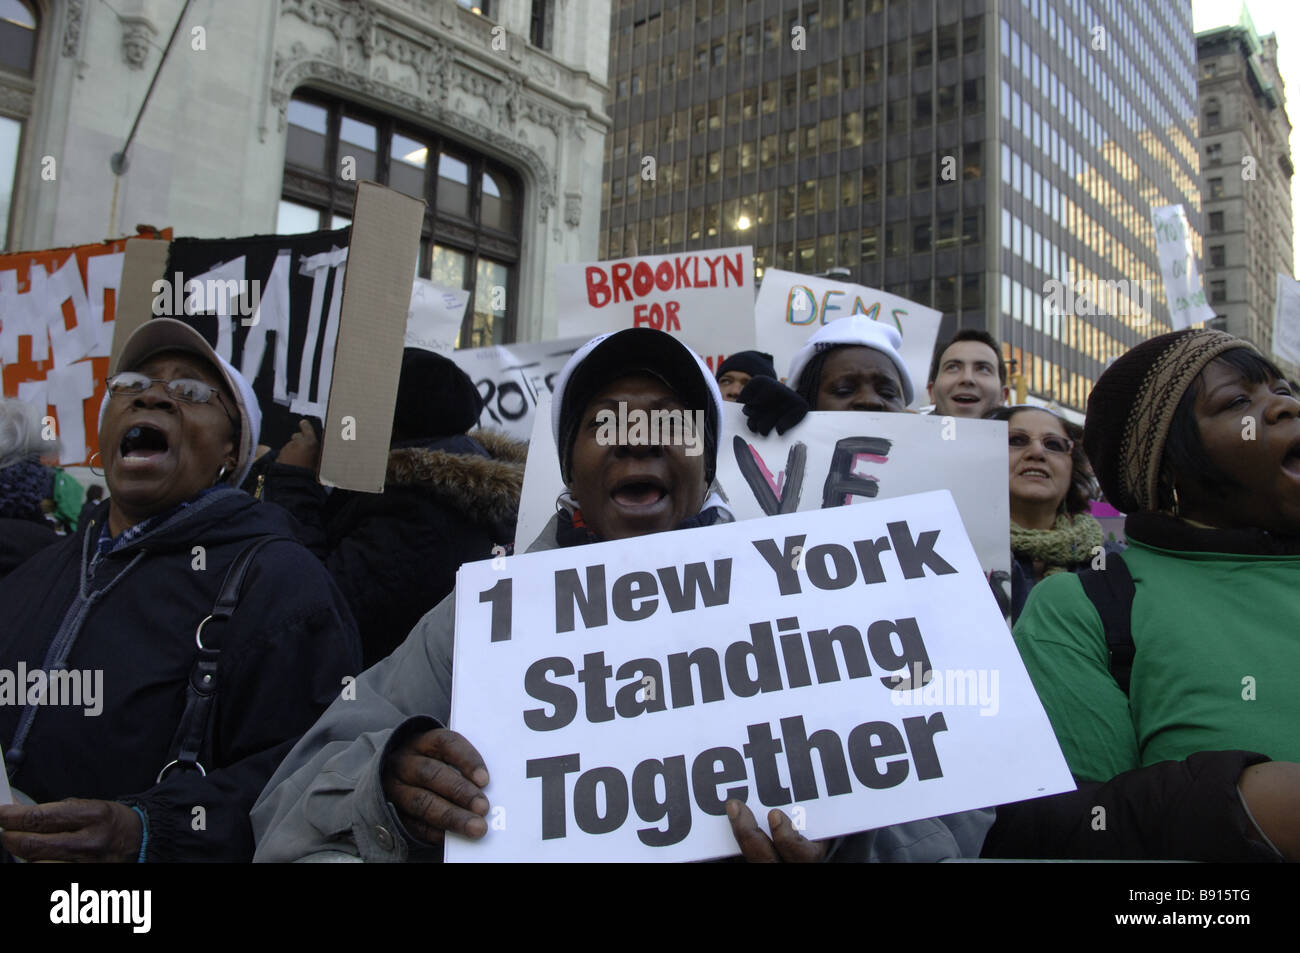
[555,248,756,373]
[753,269,941,408]
[445,491,1073,863]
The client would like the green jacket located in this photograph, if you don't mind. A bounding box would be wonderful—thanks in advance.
[1013,513,1300,783]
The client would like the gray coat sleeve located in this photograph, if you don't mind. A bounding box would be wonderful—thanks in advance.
[827,808,996,863]
[251,591,458,863]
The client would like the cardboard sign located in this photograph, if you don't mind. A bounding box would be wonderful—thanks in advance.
[0,234,171,466]
[1151,205,1216,331]
[450,336,586,441]
[445,490,1073,862]
[406,278,470,355]
[555,248,755,372]
[1272,273,1300,368]
[714,403,1010,587]
[319,182,426,492]
[753,270,942,408]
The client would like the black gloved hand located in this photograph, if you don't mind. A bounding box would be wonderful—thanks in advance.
[738,376,809,436]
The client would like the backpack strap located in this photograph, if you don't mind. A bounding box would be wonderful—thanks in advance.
[157,535,291,783]
[1076,552,1136,696]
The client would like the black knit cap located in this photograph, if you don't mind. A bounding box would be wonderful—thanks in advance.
[392,348,485,440]
[716,350,777,381]
[1083,329,1253,514]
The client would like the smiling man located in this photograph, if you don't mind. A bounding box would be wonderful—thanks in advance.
[927,330,1009,418]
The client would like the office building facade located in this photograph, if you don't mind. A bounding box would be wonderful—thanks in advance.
[600,0,1201,410]
[1196,14,1295,374]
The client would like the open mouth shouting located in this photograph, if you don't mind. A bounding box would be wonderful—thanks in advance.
[1282,436,1300,480]
[609,473,670,513]
[115,420,174,474]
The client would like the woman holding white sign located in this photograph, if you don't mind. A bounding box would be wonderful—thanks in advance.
[253,328,992,863]
[985,330,1300,861]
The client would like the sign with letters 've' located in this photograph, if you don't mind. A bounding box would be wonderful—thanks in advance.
[445,491,1073,862]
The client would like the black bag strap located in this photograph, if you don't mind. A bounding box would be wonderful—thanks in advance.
[1077,552,1136,697]
[157,535,291,783]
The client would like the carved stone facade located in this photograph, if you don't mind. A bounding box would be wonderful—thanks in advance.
[12,0,611,341]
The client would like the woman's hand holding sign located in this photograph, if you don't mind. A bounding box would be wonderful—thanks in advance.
[726,800,827,862]
[382,728,491,846]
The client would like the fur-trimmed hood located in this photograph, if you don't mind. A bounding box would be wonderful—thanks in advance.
[385,429,527,526]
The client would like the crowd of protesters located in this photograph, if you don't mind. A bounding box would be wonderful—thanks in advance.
[1,309,1296,863]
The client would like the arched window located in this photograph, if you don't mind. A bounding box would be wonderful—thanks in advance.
[279,92,523,346]
[0,0,38,249]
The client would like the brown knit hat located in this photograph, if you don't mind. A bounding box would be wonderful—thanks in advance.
[1083,330,1256,514]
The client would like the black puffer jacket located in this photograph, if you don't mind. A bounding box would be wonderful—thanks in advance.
[261,430,526,667]
[0,489,361,862]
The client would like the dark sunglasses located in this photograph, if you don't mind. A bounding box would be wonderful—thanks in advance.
[1008,430,1073,455]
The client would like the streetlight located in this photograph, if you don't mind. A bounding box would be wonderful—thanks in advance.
[736,214,752,230]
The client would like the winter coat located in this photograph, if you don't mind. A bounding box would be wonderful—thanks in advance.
[983,512,1297,861]
[251,506,994,863]
[0,517,58,580]
[1009,537,1126,623]
[260,430,526,667]
[0,489,362,862]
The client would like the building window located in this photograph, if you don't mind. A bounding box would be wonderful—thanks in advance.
[1209,211,1224,232]
[1210,279,1227,304]
[1208,176,1224,199]
[1210,245,1225,268]
[456,0,491,15]
[1204,99,1220,130]
[529,1,552,50]
[280,93,522,347]
[1205,143,1222,165]
[0,0,37,74]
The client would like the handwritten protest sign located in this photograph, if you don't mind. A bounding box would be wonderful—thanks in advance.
[406,278,469,355]
[513,402,1010,617]
[753,269,942,408]
[445,490,1073,862]
[555,248,755,372]
[715,403,1009,589]
[1272,274,1300,368]
[0,235,170,465]
[1151,205,1216,331]
[450,337,586,441]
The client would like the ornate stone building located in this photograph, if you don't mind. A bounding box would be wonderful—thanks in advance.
[1,0,610,342]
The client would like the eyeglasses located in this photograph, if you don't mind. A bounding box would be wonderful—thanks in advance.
[106,372,235,427]
[1008,430,1073,455]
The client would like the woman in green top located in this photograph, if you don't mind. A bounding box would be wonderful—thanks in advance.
[984,330,1300,861]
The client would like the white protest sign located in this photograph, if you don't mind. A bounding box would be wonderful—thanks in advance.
[555,248,755,372]
[1151,205,1216,331]
[405,278,469,355]
[514,393,562,550]
[1272,274,1300,367]
[450,337,586,441]
[715,403,1009,590]
[445,490,1074,862]
[754,269,942,408]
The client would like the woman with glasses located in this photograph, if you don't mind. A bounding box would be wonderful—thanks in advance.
[0,318,360,863]
[986,405,1111,623]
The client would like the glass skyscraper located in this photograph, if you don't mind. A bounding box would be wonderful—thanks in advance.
[600,0,1201,410]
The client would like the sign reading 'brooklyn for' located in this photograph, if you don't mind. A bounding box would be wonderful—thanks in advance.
[446,492,1072,862]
